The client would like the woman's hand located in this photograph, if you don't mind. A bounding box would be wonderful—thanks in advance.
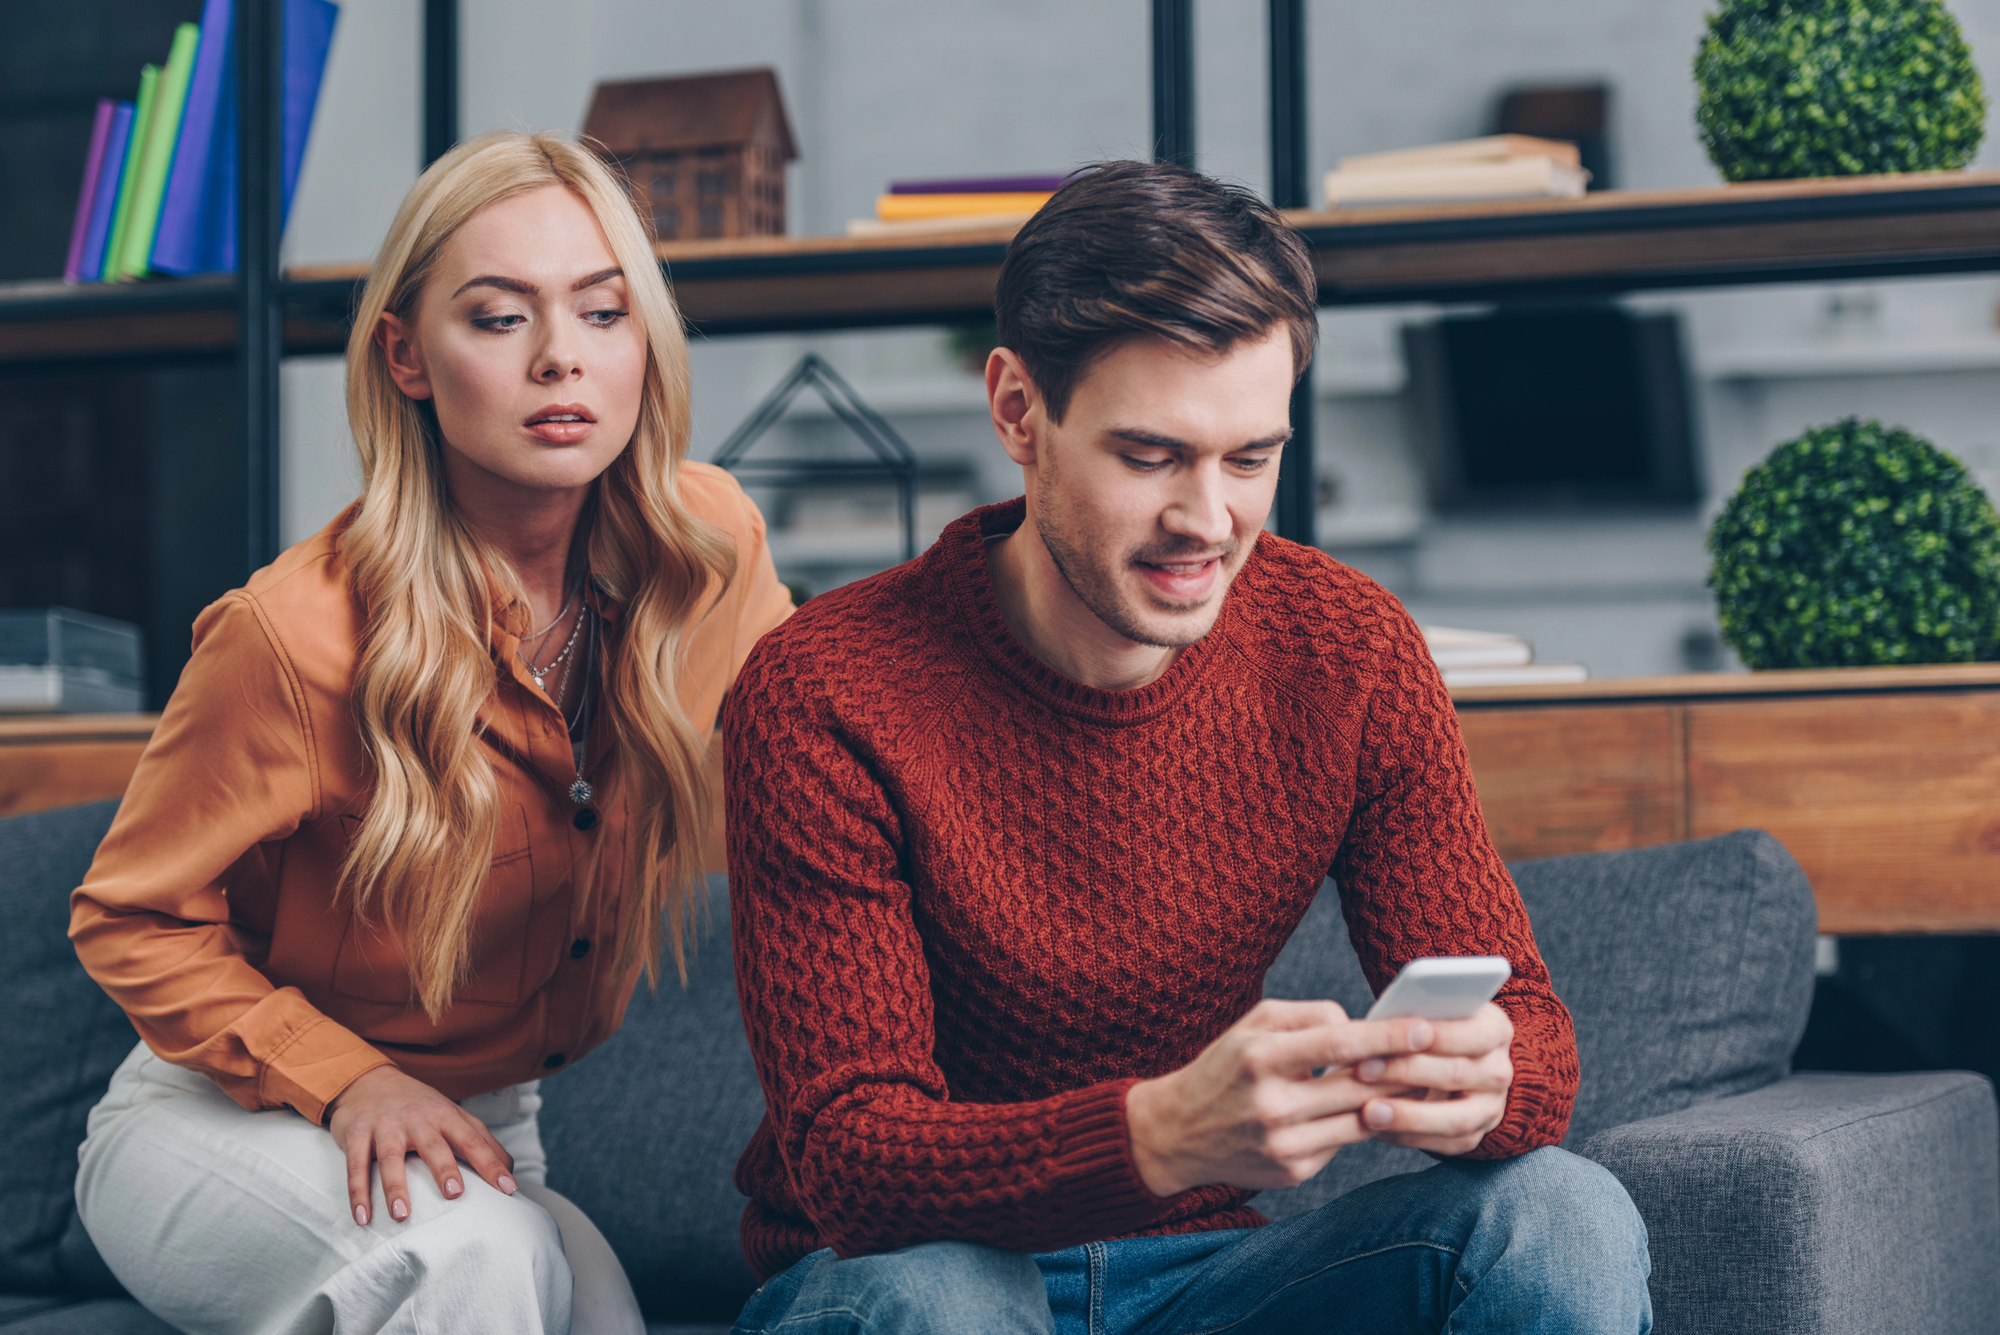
[325,1065,517,1225]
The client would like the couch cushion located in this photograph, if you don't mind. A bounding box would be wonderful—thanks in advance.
[1257,830,1818,1217]
[540,874,764,1324]
[0,801,134,1298]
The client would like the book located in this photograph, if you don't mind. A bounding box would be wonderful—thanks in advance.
[890,174,1070,195]
[1421,625,1534,670]
[151,0,233,276]
[1337,134,1581,174]
[1322,156,1588,208]
[845,212,1036,238]
[103,64,160,284]
[875,191,1054,221]
[204,0,338,272]
[1439,662,1590,688]
[77,103,134,283]
[114,22,201,281]
[63,101,117,284]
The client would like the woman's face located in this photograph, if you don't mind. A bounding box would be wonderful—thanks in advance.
[377,183,647,500]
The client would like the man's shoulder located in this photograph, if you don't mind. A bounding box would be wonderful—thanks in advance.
[1231,532,1428,670]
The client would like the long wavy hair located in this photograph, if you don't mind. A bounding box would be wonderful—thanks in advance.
[338,131,733,1019]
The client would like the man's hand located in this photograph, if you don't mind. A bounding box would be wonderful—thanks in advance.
[1354,1001,1514,1157]
[1124,999,1445,1197]
[325,1065,518,1226]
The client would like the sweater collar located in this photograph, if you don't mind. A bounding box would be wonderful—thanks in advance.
[944,497,1246,727]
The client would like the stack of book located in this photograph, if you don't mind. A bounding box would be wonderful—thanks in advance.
[1421,625,1589,688]
[62,0,338,284]
[847,174,1066,238]
[1321,135,1589,210]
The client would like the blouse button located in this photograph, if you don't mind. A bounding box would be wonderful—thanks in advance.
[573,808,598,832]
[543,1053,566,1070]
[570,938,590,959]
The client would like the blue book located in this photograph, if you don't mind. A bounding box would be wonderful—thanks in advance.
[151,0,232,275]
[78,102,136,283]
[210,0,338,272]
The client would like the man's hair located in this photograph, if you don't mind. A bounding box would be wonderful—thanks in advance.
[993,160,1318,422]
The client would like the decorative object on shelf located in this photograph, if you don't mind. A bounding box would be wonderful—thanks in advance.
[1694,0,1987,181]
[1496,83,1613,191]
[711,354,919,564]
[1708,417,2000,668]
[0,608,144,714]
[583,68,796,242]
[1321,135,1588,209]
[60,0,338,283]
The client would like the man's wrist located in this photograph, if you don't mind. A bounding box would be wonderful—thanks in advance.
[1125,1076,1188,1197]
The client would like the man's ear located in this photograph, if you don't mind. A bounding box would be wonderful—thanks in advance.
[986,346,1041,467]
[375,311,434,401]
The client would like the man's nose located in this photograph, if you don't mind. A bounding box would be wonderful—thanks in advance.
[1162,466,1235,547]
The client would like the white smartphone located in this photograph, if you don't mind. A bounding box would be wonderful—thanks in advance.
[1365,956,1511,1022]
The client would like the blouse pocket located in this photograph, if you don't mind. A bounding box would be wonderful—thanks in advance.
[331,805,535,1008]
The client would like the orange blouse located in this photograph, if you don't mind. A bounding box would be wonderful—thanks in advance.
[69,462,792,1125]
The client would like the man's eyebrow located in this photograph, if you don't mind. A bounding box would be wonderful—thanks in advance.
[452,274,537,298]
[1106,426,1293,451]
[572,266,623,291]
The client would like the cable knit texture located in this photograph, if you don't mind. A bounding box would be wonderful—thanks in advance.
[725,498,1577,1280]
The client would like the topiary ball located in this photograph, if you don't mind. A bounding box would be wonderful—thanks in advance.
[1695,0,1988,180]
[1708,418,2000,668]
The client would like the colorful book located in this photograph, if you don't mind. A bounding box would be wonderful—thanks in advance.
[890,174,1070,195]
[114,22,201,281]
[152,0,233,276]
[103,64,160,284]
[875,191,1054,221]
[78,103,135,283]
[63,101,117,283]
[207,0,339,272]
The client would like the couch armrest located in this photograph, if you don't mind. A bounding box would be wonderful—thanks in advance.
[1578,1071,1999,1335]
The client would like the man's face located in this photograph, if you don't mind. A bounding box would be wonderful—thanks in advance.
[1027,328,1294,648]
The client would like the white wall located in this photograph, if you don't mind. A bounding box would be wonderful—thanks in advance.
[274,0,2000,679]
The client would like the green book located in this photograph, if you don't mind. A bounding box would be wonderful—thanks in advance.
[115,23,200,281]
[103,63,159,284]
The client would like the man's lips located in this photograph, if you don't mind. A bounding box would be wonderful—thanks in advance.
[525,402,596,444]
[1133,553,1227,601]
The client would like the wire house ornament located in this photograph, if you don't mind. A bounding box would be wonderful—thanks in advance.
[710,353,920,564]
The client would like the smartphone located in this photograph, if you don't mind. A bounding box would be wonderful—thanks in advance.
[1365,956,1511,1022]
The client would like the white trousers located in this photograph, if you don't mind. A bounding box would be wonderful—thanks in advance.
[75,1042,644,1335]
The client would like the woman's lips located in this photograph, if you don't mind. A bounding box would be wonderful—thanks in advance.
[525,403,595,445]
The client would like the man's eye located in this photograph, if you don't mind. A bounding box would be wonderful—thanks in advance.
[1125,456,1171,472]
[1232,454,1274,471]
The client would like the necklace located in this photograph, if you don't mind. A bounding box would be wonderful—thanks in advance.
[522,581,579,644]
[519,596,585,694]
[552,607,596,806]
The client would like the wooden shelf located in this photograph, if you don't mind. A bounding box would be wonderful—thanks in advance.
[10,172,2000,356]
[0,713,158,818]
[1449,661,2000,707]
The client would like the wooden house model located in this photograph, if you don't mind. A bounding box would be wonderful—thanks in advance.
[583,68,797,242]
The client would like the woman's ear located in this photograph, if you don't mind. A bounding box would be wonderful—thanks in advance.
[375,312,433,401]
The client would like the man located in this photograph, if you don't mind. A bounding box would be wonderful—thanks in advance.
[723,160,1650,1334]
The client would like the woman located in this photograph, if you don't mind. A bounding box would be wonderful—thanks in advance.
[68,131,791,1335]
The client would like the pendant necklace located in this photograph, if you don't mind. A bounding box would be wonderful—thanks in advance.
[552,605,596,806]
[519,587,584,694]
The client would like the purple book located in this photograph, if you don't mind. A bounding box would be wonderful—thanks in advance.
[64,100,118,282]
[152,0,232,275]
[889,174,1072,195]
[78,102,135,284]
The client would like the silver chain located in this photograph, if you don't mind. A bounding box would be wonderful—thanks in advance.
[518,594,586,692]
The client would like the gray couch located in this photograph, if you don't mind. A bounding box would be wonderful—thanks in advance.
[3,801,1995,1333]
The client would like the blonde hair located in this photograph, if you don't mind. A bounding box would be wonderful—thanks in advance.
[339,130,733,1018]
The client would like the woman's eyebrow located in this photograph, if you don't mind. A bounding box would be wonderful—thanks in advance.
[452,274,536,298]
[571,267,623,291]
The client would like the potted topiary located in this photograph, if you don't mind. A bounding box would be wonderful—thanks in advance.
[1694,0,1988,180]
[1707,417,2000,668]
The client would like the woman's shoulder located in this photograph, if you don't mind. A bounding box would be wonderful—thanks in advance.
[676,460,763,539]
[209,504,363,684]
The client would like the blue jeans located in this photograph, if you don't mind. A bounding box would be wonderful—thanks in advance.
[731,1146,1651,1333]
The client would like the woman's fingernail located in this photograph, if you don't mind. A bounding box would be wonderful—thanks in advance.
[498,1174,518,1195]
[354,1205,368,1227]
[1358,1058,1385,1081]
[444,1178,462,1198]
[390,1199,409,1222]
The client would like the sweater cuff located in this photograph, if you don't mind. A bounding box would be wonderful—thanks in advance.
[1464,1049,1562,1160]
[1050,1078,1175,1238]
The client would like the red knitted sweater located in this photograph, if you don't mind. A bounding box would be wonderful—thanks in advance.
[724,498,1577,1281]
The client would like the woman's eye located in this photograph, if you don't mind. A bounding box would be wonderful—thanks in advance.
[583,308,628,327]
[471,314,525,332]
